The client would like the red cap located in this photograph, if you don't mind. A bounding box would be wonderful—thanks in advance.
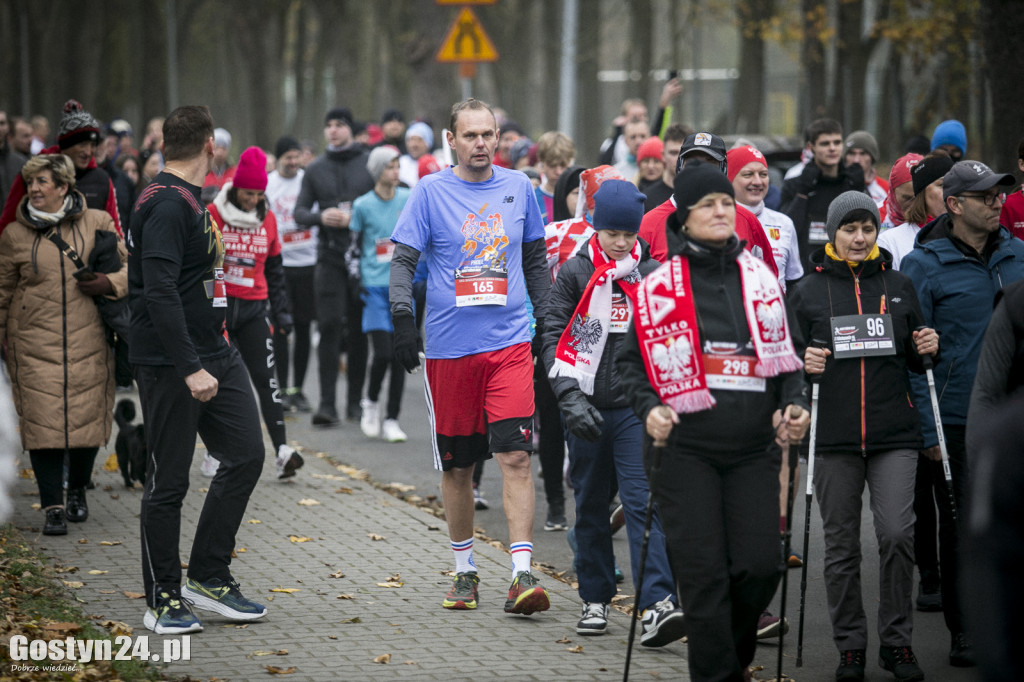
[418,154,441,178]
[726,145,767,182]
[636,136,664,164]
[233,146,268,191]
[888,153,924,189]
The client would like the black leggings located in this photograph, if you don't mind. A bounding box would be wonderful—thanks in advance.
[367,330,405,420]
[228,299,286,451]
[275,265,315,392]
[31,447,98,508]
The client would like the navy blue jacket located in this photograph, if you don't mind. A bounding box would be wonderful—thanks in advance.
[901,215,1024,447]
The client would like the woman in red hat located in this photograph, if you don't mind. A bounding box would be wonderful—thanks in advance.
[202,146,303,480]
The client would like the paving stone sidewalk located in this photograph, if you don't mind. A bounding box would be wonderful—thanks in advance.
[8,404,691,681]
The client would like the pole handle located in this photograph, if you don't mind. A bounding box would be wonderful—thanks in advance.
[915,325,935,370]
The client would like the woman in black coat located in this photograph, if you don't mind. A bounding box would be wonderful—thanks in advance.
[788,191,937,682]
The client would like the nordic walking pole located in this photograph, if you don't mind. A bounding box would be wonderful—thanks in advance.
[623,427,668,682]
[777,405,804,682]
[797,340,828,667]
[918,332,957,523]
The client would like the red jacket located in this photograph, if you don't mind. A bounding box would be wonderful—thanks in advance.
[208,202,281,301]
[639,198,779,276]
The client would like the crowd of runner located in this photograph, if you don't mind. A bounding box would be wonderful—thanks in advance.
[1,90,1022,682]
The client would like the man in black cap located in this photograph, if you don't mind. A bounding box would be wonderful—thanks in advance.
[379,109,406,154]
[901,160,1024,669]
[294,107,374,427]
[637,131,777,276]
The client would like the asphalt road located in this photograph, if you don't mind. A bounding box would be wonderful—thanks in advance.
[284,349,981,681]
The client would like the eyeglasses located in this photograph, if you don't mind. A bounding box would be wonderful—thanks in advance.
[958,192,1002,208]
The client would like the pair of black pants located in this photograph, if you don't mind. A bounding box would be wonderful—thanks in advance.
[274,265,314,392]
[135,350,263,607]
[228,298,286,450]
[936,423,969,636]
[366,330,404,419]
[30,447,98,508]
[314,259,366,413]
[533,357,565,509]
[913,453,941,579]
[653,446,781,682]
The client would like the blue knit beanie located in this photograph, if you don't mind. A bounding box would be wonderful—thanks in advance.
[593,180,645,233]
[930,120,967,156]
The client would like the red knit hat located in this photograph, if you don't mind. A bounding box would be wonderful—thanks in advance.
[726,145,767,182]
[636,136,664,164]
[418,154,441,178]
[888,152,923,189]
[233,146,268,191]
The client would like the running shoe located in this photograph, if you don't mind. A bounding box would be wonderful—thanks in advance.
[503,571,550,615]
[879,645,925,681]
[143,588,203,635]
[473,486,489,510]
[442,571,479,610]
[756,611,789,639]
[577,602,609,635]
[200,452,220,477]
[360,399,380,438]
[609,503,625,535]
[182,576,267,621]
[640,596,686,647]
[381,419,407,443]
[276,444,304,479]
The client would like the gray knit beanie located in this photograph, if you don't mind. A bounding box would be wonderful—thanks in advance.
[825,191,880,243]
[844,130,879,164]
[367,145,400,181]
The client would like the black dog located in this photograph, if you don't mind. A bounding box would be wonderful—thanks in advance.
[114,399,146,488]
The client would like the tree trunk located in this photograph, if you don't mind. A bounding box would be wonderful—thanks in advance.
[801,0,828,121]
[980,0,1024,174]
[733,0,776,133]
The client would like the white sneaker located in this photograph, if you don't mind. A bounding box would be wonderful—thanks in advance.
[381,419,407,443]
[200,453,220,478]
[640,596,686,647]
[576,601,609,635]
[276,444,304,479]
[360,399,380,438]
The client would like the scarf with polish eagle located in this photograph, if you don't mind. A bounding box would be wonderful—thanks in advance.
[549,234,643,395]
[544,165,625,280]
[633,249,802,413]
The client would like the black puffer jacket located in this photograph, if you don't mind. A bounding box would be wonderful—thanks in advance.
[293,146,374,260]
[616,228,808,455]
[788,246,927,455]
[542,236,659,409]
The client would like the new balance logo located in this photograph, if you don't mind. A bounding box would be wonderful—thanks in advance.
[503,195,515,203]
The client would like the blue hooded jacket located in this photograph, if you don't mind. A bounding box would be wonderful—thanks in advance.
[902,214,1024,447]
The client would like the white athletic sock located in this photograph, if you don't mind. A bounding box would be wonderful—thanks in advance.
[510,541,533,577]
[451,538,476,574]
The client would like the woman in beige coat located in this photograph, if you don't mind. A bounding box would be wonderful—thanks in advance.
[0,154,127,535]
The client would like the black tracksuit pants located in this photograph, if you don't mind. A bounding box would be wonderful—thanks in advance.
[314,258,367,415]
[135,350,263,607]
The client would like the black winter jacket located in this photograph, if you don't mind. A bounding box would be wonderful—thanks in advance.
[788,247,927,455]
[294,146,374,260]
[780,161,865,269]
[542,236,660,409]
[616,230,808,455]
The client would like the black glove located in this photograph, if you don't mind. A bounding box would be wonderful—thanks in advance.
[795,161,822,195]
[392,311,422,373]
[558,389,604,442]
[276,312,294,336]
[531,318,545,359]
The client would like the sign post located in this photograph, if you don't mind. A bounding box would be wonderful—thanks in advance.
[435,5,499,99]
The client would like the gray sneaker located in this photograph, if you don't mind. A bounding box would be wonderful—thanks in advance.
[577,602,608,635]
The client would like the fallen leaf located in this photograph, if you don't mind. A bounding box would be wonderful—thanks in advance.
[123,592,145,599]
[373,654,391,664]
[88,570,108,575]
[336,594,353,600]
[287,535,313,543]
[403,661,418,665]
[334,487,353,494]
[367,533,386,541]
[62,580,84,589]
[248,519,262,524]
[270,588,300,593]
[98,620,133,636]
[264,665,295,674]
[78,538,89,544]
[328,635,338,640]
[99,589,116,594]
[30,503,41,510]
[253,650,289,656]
[99,540,121,546]
[383,482,415,493]
[235,624,249,629]
[556,637,571,644]
[310,473,346,481]
[341,617,361,624]
[19,468,34,479]
[567,645,584,653]
[103,453,120,471]
[297,498,321,506]
[109,493,120,500]
[231,550,237,558]
[237,547,247,553]
[327,571,345,579]
[376,581,403,588]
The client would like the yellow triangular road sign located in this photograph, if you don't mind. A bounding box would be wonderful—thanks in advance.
[436,8,499,63]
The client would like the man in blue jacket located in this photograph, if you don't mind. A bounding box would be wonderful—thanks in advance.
[901,160,1024,670]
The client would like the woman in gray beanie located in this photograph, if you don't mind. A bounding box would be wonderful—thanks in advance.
[788,190,938,682]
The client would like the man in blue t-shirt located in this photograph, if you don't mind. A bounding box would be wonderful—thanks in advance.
[389,98,552,615]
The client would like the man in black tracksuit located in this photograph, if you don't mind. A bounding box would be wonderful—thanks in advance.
[294,107,374,426]
[781,118,866,269]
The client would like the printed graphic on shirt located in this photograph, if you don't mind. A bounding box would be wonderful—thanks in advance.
[454,205,510,306]
[222,229,269,288]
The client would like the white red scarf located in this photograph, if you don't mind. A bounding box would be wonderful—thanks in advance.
[633,250,802,413]
[550,235,643,395]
